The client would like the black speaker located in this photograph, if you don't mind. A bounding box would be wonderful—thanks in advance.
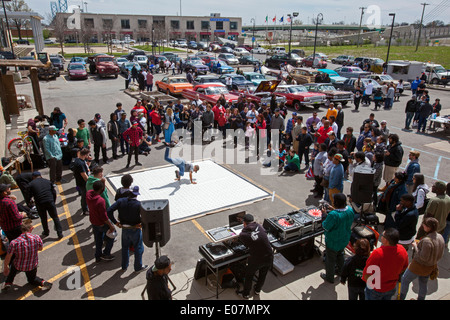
[140,199,170,247]
[351,169,375,204]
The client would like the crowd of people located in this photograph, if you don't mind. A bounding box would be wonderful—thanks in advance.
[0,65,449,300]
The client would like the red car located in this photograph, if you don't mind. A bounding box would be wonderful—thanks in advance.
[201,55,218,65]
[67,63,88,80]
[301,57,327,68]
[182,83,240,105]
[275,85,327,110]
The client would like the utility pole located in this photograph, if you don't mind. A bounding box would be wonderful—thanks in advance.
[416,3,429,52]
[386,13,396,65]
[357,7,366,47]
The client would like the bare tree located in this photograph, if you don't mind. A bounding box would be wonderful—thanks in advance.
[48,13,67,55]
[102,17,116,54]
[5,0,32,40]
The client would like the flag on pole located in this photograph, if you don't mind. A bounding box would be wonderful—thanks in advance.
[279,16,284,23]
[272,16,276,23]
[265,15,268,23]
[287,16,291,23]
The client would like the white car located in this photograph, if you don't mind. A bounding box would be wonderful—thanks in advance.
[251,47,267,54]
[218,53,239,65]
[233,48,250,56]
[115,57,129,67]
[176,40,188,48]
[44,39,56,44]
[133,55,148,66]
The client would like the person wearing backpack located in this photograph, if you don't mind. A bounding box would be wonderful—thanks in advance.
[412,173,429,216]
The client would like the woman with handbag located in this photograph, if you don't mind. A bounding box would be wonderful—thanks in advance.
[399,217,445,300]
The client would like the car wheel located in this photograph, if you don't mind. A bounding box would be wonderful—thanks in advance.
[341,101,348,106]
[431,78,439,85]
[293,101,302,111]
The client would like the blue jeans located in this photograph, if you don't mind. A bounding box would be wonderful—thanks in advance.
[121,228,144,271]
[442,220,450,244]
[400,268,429,300]
[283,162,299,171]
[164,147,186,176]
[324,247,345,283]
[92,224,114,260]
[418,116,427,132]
[365,286,396,300]
[384,98,393,109]
[405,112,415,128]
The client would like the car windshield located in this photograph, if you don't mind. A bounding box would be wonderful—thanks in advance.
[205,86,229,95]
[250,74,265,80]
[223,54,234,58]
[351,67,363,72]
[290,53,300,59]
[218,61,229,66]
[50,58,60,63]
[136,56,146,61]
[117,58,127,62]
[72,57,84,62]
[232,76,246,81]
[433,66,446,73]
[98,57,114,62]
[319,85,336,91]
[170,78,188,84]
[69,64,85,70]
[288,86,308,93]
[380,75,393,80]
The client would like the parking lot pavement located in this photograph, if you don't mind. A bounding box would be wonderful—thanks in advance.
[1,63,450,301]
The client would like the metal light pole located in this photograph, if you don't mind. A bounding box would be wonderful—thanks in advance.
[415,3,429,52]
[250,18,255,50]
[357,7,366,47]
[312,13,323,68]
[1,0,15,59]
[288,12,299,57]
[386,13,395,65]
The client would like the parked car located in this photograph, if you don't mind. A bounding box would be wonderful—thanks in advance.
[14,39,30,45]
[133,55,148,67]
[251,47,267,54]
[340,78,384,94]
[186,56,205,65]
[195,51,212,59]
[192,75,223,86]
[68,63,88,80]
[238,55,261,66]
[176,40,187,48]
[202,55,218,65]
[220,46,234,54]
[240,80,287,107]
[290,49,305,57]
[87,54,120,78]
[44,39,56,44]
[50,57,64,70]
[50,54,66,63]
[126,50,146,61]
[243,72,273,86]
[161,52,178,59]
[334,66,371,79]
[156,76,194,95]
[184,62,209,75]
[120,62,141,74]
[182,83,240,105]
[115,57,129,68]
[303,83,354,106]
[206,60,234,74]
[233,47,250,56]
[69,56,86,66]
[265,54,301,69]
[289,67,322,84]
[209,43,221,52]
[301,56,327,68]
[196,42,208,50]
[331,55,355,65]
[270,46,286,55]
[218,53,239,65]
[218,74,255,91]
[369,74,411,90]
[318,69,348,87]
[188,41,198,49]
[275,85,327,110]
[308,53,328,61]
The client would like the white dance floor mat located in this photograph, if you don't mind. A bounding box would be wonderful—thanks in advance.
[106,160,270,223]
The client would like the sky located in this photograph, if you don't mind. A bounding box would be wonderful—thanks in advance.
[24,0,450,26]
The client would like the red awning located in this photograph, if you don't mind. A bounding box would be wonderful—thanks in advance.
[228,32,240,35]
[170,31,182,34]
[120,31,133,35]
[185,32,197,35]
[200,32,211,35]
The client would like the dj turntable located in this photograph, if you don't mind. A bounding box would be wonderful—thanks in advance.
[263,214,303,242]
[199,242,234,265]
[302,206,324,232]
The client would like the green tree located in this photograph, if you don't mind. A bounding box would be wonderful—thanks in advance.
[4,0,33,40]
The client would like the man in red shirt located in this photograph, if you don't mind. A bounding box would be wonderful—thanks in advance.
[2,220,52,292]
[149,106,162,143]
[0,184,27,242]
[363,228,409,300]
[315,120,333,144]
[86,180,116,262]
[123,122,144,168]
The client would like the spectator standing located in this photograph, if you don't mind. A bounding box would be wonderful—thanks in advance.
[71,148,91,215]
[107,186,148,272]
[76,119,90,150]
[49,107,67,131]
[296,126,313,168]
[88,120,109,165]
[108,113,120,160]
[400,217,445,300]
[28,172,63,239]
[335,105,344,139]
[340,238,371,300]
[146,255,173,300]
[117,112,131,156]
[43,125,63,184]
[2,220,52,293]
[419,181,450,239]
[342,127,356,153]
[392,194,419,250]
[321,193,354,283]
[0,184,27,242]
[411,77,420,95]
[312,143,328,198]
[381,134,404,191]
[405,151,421,194]
[86,180,116,262]
[363,228,409,300]
[123,122,144,168]
[328,154,345,207]
[325,103,338,120]
[416,96,433,133]
[86,166,111,209]
[315,120,333,145]
[404,95,418,130]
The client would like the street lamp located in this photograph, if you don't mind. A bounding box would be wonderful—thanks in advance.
[288,12,299,58]
[250,18,255,59]
[312,13,323,68]
[386,13,395,65]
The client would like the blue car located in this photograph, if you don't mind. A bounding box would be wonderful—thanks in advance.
[70,56,87,66]
[218,74,255,91]
[207,60,234,74]
[121,62,141,75]
[318,68,347,86]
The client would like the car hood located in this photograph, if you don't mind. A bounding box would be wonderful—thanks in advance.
[69,69,87,74]
[97,61,117,67]
[330,75,347,82]
[254,80,281,93]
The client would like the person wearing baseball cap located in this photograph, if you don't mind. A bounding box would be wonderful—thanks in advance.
[43,122,63,184]
[329,154,345,207]
[0,184,27,242]
[237,213,273,299]
[405,151,421,194]
[146,255,173,300]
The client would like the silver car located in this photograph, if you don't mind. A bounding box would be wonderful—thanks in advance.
[218,53,239,65]
[334,66,371,79]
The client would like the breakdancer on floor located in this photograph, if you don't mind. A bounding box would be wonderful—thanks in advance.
[164,147,199,184]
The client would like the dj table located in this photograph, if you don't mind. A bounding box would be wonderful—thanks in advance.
[197,206,326,298]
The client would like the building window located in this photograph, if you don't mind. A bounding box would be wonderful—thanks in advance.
[102,19,113,29]
[230,21,238,30]
[216,21,223,29]
[138,19,147,29]
[84,18,94,28]
[186,21,195,30]
[170,20,180,29]
[201,21,210,30]
[121,19,130,29]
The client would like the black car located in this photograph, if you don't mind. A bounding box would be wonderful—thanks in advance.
[196,42,208,50]
[126,50,146,61]
[265,54,300,69]
[192,75,222,86]
[218,74,254,90]
[50,57,64,70]
[238,55,261,66]
[14,39,30,45]
[290,49,305,57]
